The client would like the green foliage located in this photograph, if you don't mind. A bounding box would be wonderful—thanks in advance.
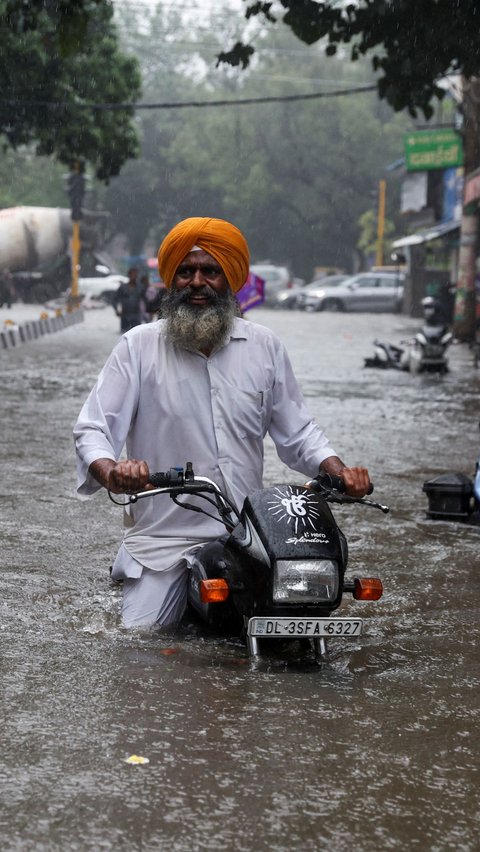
[0,148,67,208]
[100,3,206,253]
[102,8,412,275]
[0,0,141,180]
[4,3,413,277]
[3,0,105,56]
[357,209,394,260]
[217,42,255,70]
[222,0,480,118]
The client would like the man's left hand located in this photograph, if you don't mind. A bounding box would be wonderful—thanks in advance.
[340,466,371,497]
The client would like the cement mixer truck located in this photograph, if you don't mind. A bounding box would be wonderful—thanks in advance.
[0,206,112,303]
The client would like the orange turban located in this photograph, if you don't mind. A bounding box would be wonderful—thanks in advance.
[158,217,250,294]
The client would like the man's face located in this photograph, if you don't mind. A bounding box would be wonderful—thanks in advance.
[163,250,237,353]
[172,250,229,305]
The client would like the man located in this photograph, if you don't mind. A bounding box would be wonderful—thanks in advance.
[113,267,144,332]
[74,216,371,628]
[0,267,14,308]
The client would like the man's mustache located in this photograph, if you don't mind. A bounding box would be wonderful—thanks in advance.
[173,284,221,305]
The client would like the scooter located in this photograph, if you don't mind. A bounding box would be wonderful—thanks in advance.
[110,463,389,659]
[364,339,406,370]
[403,296,453,374]
[364,297,453,374]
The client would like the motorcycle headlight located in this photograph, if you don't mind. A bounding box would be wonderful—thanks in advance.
[273,559,339,602]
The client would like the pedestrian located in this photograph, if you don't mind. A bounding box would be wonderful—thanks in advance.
[145,283,167,318]
[0,268,15,308]
[139,272,166,322]
[139,272,152,322]
[113,267,144,332]
[74,216,371,629]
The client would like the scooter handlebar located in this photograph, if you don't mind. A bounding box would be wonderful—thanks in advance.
[109,462,387,515]
[309,471,374,496]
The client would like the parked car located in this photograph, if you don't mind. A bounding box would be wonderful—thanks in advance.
[249,264,294,307]
[78,273,129,305]
[273,278,310,309]
[300,271,405,313]
[293,274,350,310]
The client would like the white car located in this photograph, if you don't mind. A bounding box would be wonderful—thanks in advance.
[300,272,405,313]
[249,264,294,307]
[78,274,128,304]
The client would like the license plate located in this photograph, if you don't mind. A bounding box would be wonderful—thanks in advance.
[248,617,363,638]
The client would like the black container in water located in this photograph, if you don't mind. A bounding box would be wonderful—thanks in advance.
[422,472,473,520]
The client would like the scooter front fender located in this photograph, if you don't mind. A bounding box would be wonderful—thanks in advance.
[187,540,242,632]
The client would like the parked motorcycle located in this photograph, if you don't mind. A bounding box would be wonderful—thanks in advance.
[364,339,406,371]
[364,297,453,374]
[110,463,388,659]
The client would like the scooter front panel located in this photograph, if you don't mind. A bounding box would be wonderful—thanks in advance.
[243,485,343,562]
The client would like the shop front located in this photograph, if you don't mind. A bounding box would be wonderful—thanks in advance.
[392,220,460,319]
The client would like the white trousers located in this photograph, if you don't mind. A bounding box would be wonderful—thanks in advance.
[121,561,188,628]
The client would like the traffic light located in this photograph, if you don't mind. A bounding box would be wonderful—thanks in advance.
[67,167,86,221]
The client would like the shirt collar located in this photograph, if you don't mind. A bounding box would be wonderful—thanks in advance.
[229,317,248,340]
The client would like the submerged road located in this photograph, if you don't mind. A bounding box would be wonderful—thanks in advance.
[0,305,479,851]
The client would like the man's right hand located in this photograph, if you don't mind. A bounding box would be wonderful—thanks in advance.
[89,458,150,493]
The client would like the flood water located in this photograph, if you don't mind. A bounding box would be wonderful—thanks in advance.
[1,306,479,851]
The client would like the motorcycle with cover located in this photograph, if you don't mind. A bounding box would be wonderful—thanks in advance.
[364,297,452,374]
[110,463,388,659]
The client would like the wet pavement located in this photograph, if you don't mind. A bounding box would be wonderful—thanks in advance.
[0,306,479,851]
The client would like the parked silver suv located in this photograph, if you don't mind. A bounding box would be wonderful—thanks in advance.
[300,271,405,313]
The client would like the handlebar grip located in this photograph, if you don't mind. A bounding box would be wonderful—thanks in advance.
[312,472,374,495]
[149,468,185,488]
[148,472,172,488]
[313,472,346,493]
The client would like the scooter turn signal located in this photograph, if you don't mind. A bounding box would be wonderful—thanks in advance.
[352,577,383,600]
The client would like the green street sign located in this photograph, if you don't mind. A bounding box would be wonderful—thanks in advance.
[404,129,463,171]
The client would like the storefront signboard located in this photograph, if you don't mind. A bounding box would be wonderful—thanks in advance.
[404,129,463,172]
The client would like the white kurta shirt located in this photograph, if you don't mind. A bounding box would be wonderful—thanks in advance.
[74,317,336,577]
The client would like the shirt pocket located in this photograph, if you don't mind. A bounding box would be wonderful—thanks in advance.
[224,388,271,439]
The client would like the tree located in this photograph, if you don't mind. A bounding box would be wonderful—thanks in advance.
[103,1,250,255]
[103,3,411,278]
[0,148,66,208]
[220,1,480,339]
[357,209,394,266]
[219,1,480,119]
[0,0,141,180]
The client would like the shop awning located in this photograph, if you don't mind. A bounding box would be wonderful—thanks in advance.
[392,219,460,248]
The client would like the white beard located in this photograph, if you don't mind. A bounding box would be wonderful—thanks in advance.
[162,285,240,352]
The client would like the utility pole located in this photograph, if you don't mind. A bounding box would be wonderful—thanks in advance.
[66,160,86,305]
[376,179,386,267]
[454,77,480,342]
